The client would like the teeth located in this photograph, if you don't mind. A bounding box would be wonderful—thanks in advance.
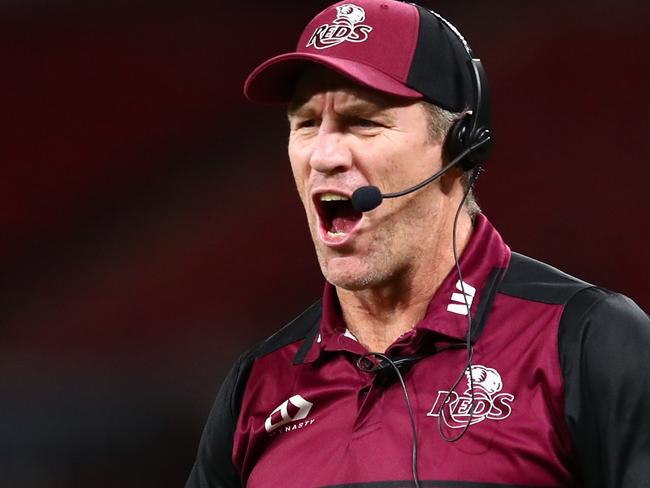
[327,230,346,238]
[320,193,349,202]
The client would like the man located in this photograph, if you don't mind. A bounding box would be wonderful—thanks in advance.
[187,1,650,487]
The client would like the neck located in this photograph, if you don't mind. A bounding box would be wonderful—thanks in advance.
[336,209,473,353]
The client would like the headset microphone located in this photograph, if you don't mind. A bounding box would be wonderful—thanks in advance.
[351,53,493,214]
[350,136,491,213]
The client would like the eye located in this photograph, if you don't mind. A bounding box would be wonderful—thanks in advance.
[348,117,385,132]
[355,118,378,127]
[293,118,318,130]
[342,114,384,128]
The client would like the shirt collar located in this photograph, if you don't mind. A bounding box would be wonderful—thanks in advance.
[295,213,511,364]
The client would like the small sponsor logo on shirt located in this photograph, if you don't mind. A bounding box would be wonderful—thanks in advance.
[447,280,476,316]
[265,395,315,434]
[427,365,514,428]
[306,4,373,50]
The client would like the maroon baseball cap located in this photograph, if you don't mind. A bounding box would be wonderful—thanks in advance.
[243,0,474,112]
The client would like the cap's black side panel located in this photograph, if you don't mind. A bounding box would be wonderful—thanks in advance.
[406,5,472,112]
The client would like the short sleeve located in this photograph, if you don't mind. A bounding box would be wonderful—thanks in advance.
[186,356,247,488]
[559,287,650,488]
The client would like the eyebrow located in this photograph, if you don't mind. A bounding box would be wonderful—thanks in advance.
[287,98,396,121]
[287,102,314,119]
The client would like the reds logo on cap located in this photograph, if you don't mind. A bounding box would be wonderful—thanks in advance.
[306,4,373,50]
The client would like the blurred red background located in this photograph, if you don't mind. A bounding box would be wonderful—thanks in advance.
[2,0,648,486]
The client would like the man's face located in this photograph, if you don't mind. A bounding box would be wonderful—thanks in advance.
[287,69,450,291]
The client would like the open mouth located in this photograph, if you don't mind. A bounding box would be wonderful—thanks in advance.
[315,193,363,239]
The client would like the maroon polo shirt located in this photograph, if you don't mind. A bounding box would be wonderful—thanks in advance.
[187,214,650,488]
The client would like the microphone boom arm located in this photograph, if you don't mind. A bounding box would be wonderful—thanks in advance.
[383,137,490,199]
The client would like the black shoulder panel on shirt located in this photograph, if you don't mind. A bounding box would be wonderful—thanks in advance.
[185,301,322,488]
[253,299,322,360]
[498,252,591,304]
[558,287,650,488]
[186,353,249,487]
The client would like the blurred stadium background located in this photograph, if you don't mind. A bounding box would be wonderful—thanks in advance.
[2,0,648,486]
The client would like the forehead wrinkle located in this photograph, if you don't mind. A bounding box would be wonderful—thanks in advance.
[288,67,413,119]
[288,89,401,124]
[334,97,392,118]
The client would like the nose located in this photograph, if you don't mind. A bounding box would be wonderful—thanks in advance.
[308,125,353,175]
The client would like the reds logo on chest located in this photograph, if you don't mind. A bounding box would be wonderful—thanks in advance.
[427,365,515,428]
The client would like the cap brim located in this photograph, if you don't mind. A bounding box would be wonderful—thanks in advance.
[244,52,423,104]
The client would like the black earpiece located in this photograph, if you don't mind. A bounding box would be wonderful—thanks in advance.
[444,59,494,171]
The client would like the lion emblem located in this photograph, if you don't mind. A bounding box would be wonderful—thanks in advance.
[465,365,503,395]
[335,4,366,25]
